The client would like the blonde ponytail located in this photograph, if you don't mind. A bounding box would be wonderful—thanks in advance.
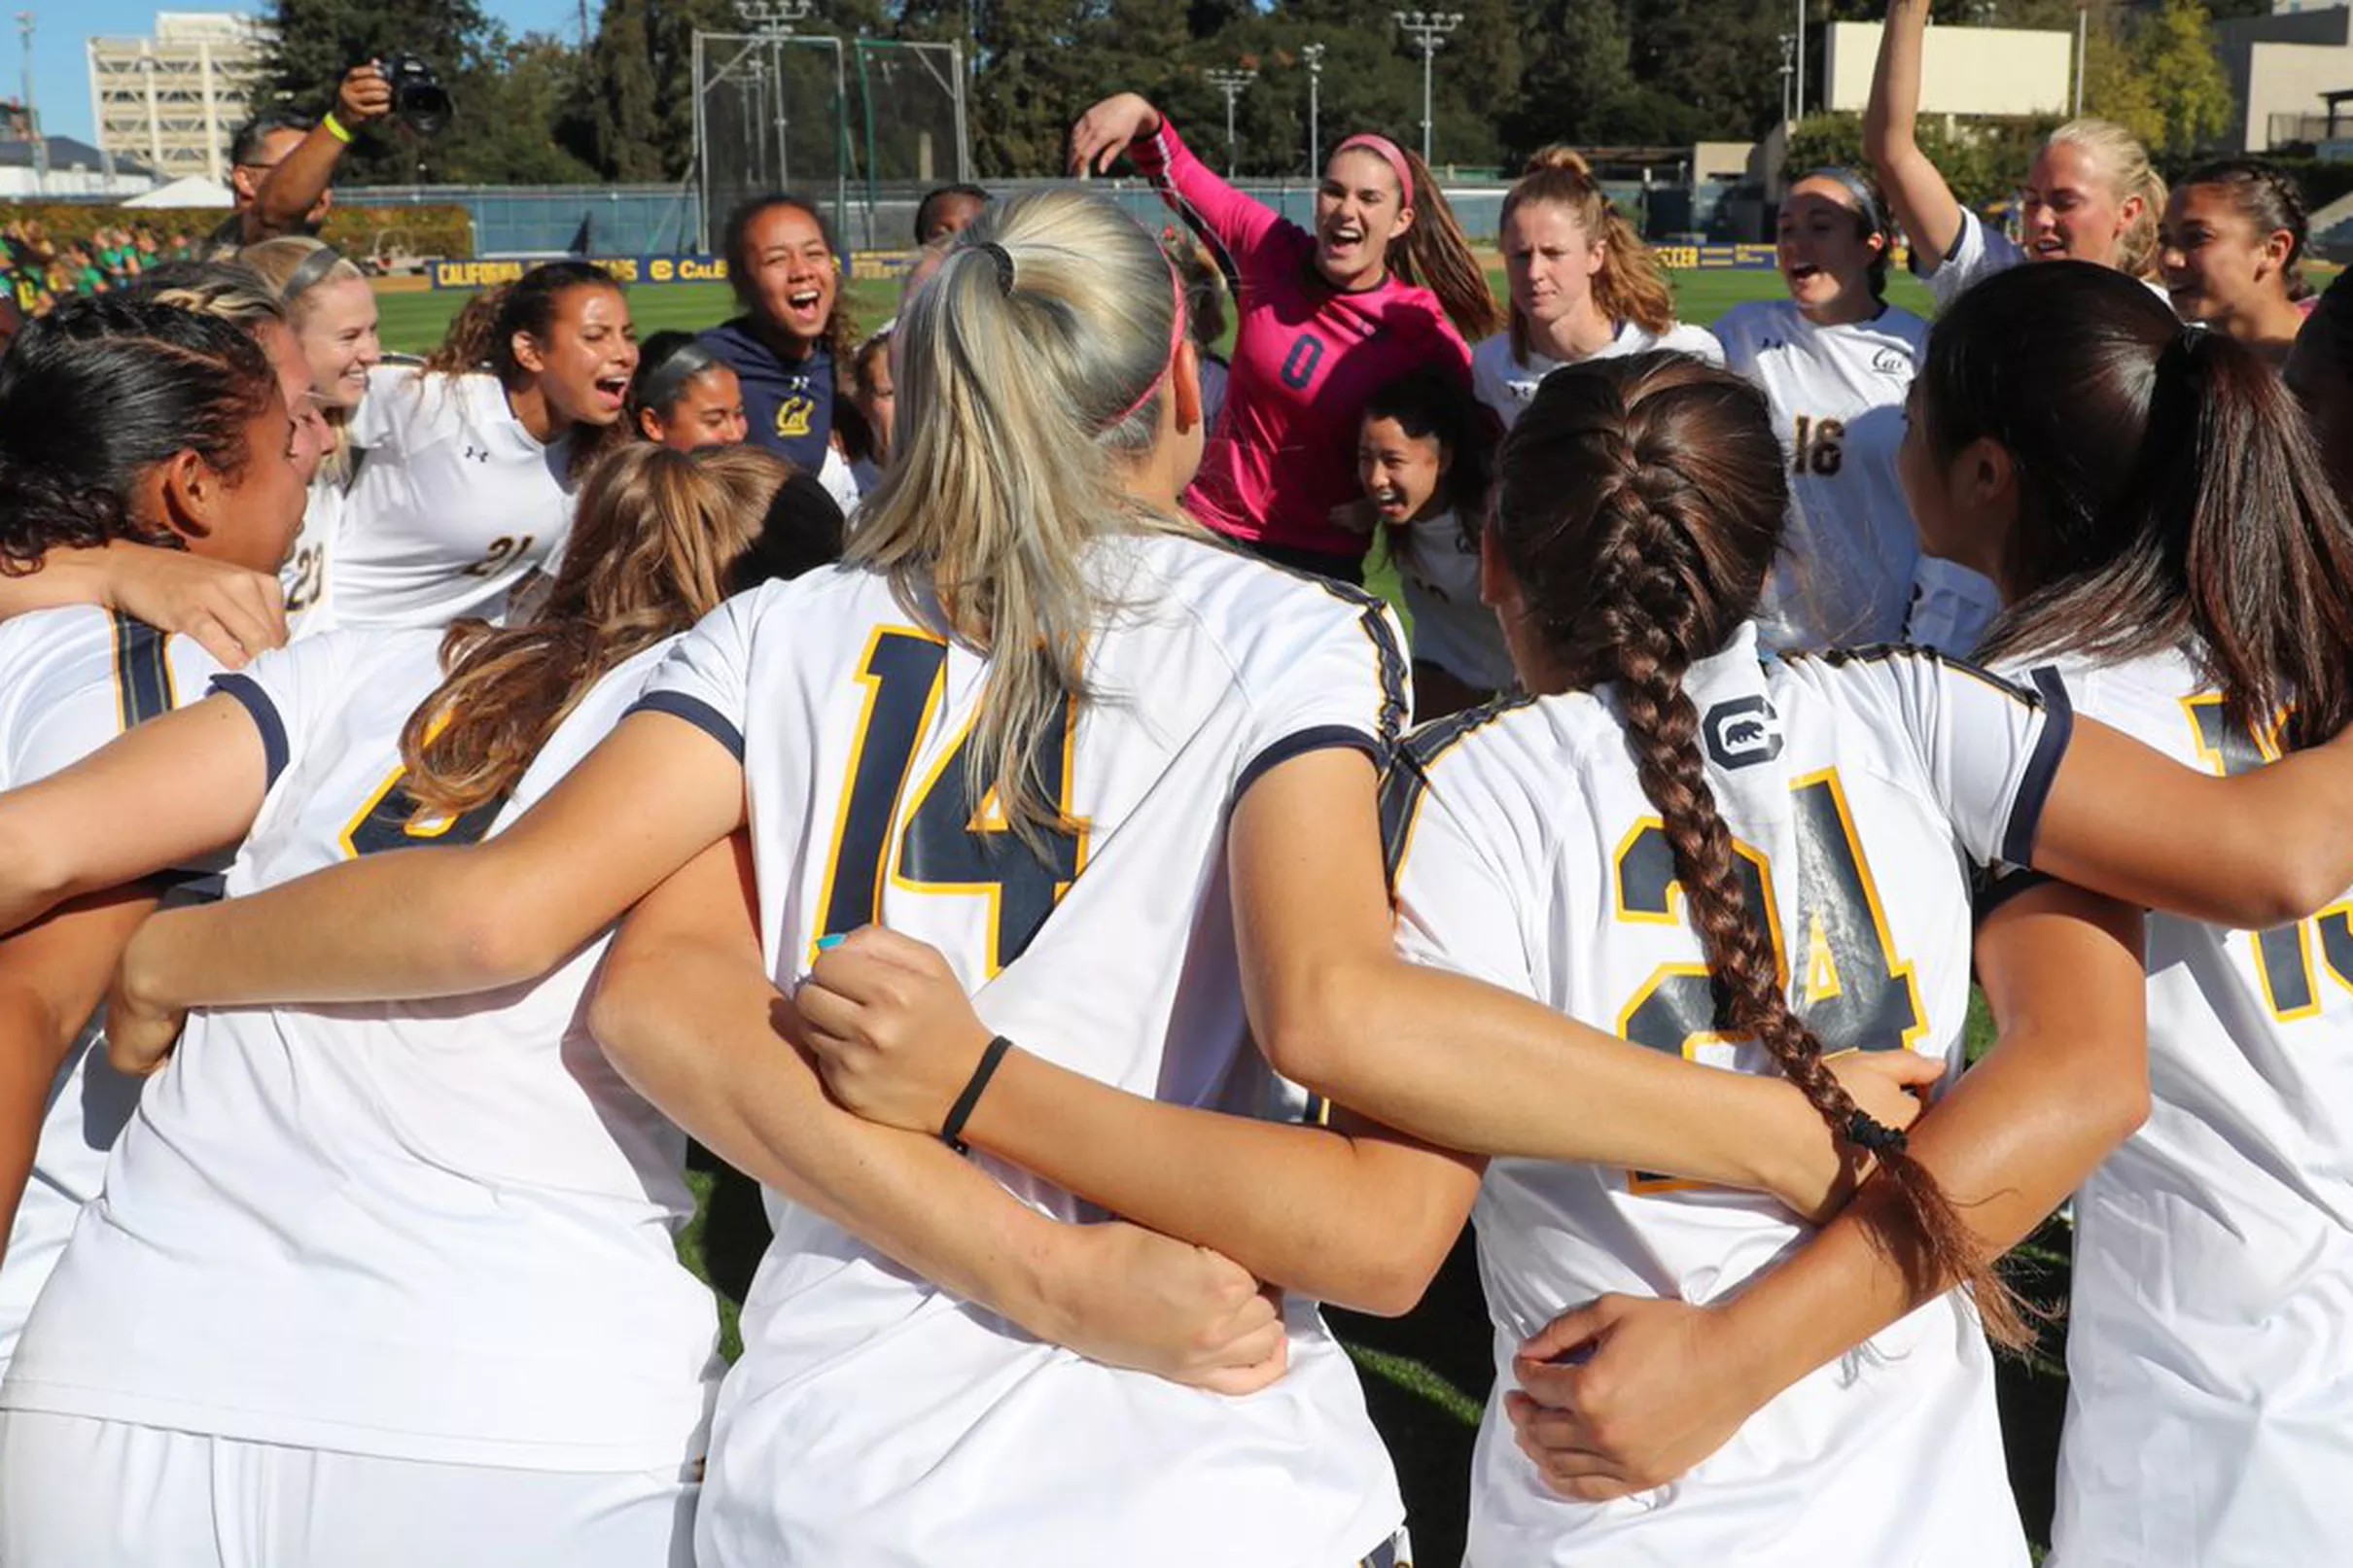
[847,192,1198,847]
[2044,119,2166,282]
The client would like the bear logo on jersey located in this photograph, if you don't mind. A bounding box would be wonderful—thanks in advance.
[1704,695,1783,770]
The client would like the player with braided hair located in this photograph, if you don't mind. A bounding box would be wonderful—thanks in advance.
[2160,157,2313,366]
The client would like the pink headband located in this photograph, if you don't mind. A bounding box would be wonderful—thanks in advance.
[1332,134,1416,211]
[1107,258,1188,431]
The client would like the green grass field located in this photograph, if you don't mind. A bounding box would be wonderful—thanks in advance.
[371,265,1942,360]
[391,262,2043,1567]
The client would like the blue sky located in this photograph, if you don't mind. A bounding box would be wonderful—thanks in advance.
[20,1,574,144]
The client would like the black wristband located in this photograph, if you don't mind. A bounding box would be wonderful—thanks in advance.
[941,1034,1014,1155]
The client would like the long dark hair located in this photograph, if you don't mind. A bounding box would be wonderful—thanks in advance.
[1386,146,1501,341]
[0,294,275,571]
[1933,263,2353,749]
[2173,157,2311,302]
[1493,351,2026,1342]
[420,260,628,477]
[721,192,858,370]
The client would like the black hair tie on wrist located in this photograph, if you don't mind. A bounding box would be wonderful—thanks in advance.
[1845,1110,1909,1155]
[941,1034,1015,1156]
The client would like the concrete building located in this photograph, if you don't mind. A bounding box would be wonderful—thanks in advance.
[2213,4,2353,154]
[1820,19,2074,122]
[87,13,270,184]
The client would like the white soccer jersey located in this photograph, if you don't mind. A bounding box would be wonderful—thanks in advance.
[334,366,576,629]
[1471,319,1728,430]
[1916,207,2024,312]
[3,631,720,1473]
[1393,509,1517,694]
[1906,555,2003,658]
[1997,647,2353,1568]
[0,609,220,1372]
[1386,623,2069,1568]
[279,466,346,639]
[637,538,1409,1567]
[1717,297,1930,653]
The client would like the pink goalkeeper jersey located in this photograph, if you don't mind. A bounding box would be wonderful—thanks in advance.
[1130,120,1472,560]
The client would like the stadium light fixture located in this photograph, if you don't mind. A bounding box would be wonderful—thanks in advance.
[737,0,815,37]
[1205,67,1258,178]
[1301,43,1325,178]
[1392,12,1462,166]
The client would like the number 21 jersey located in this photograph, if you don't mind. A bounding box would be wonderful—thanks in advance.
[1387,624,2068,1568]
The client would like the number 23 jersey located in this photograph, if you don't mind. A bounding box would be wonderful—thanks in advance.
[636,537,1409,1568]
[1387,623,2067,1568]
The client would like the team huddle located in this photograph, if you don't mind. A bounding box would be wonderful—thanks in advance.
[0,3,2350,1561]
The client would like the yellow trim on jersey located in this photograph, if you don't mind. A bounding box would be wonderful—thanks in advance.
[2181,694,2320,1023]
[1789,767,1930,1053]
[884,689,1093,980]
[807,624,948,969]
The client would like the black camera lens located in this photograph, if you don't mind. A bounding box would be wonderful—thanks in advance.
[379,52,452,139]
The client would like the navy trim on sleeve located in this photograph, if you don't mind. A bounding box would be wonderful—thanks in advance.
[1234,724,1380,805]
[628,690,745,761]
[2001,665,2075,868]
[208,673,290,791]
[112,612,177,730]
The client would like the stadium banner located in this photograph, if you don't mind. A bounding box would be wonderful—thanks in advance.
[428,254,736,289]
[431,242,1798,291]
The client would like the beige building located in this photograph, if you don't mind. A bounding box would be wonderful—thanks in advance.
[1819,19,2074,122]
[2213,4,2353,153]
[87,13,270,182]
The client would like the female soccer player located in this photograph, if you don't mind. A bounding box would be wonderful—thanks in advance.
[786,354,2148,1565]
[240,237,384,633]
[83,199,2353,1568]
[0,295,307,1370]
[1866,0,2162,309]
[70,192,1904,1568]
[2160,157,2312,366]
[1714,169,1938,652]
[698,193,860,498]
[337,260,640,628]
[1070,90,1496,582]
[1473,148,1723,426]
[1357,371,1511,715]
[1502,267,2353,1568]
[629,331,750,452]
[0,439,1236,1568]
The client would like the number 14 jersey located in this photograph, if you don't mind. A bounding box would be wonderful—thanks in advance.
[1386,623,2067,1567]
[637,537,1411,1567]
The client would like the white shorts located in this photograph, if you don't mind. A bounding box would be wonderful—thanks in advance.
[0,1411,697,1568]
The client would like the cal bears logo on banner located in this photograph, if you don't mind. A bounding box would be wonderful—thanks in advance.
[428,255,736,290]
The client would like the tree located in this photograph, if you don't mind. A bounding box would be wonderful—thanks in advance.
[587,0,666,181]
[1503,0,1637,157]
[2086,0,2232,157]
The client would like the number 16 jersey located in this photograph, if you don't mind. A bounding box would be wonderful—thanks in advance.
[637,536,1410,1568]
[1386,623,2069,1568]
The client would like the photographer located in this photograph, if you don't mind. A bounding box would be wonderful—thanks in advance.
[218,64,399,252]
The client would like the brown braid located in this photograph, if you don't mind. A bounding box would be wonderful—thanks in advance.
[1495,351,2032,1348]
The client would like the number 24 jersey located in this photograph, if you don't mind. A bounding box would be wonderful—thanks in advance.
[1387,623,2068,1568]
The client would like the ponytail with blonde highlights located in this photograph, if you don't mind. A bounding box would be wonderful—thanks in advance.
[400,443,795,817]
[1502,148,1676,365]
[848,191,1199,849]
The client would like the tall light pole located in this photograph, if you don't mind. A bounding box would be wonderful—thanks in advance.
[2073,2,2088,118]
[1392,12,1461,166]
[1778,32,1795,129]
[1793,0,1806,124]
[1301,43,1324,177]
[1206,67,1256,178]
[737,0,815,189]
[16,12,44,191]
